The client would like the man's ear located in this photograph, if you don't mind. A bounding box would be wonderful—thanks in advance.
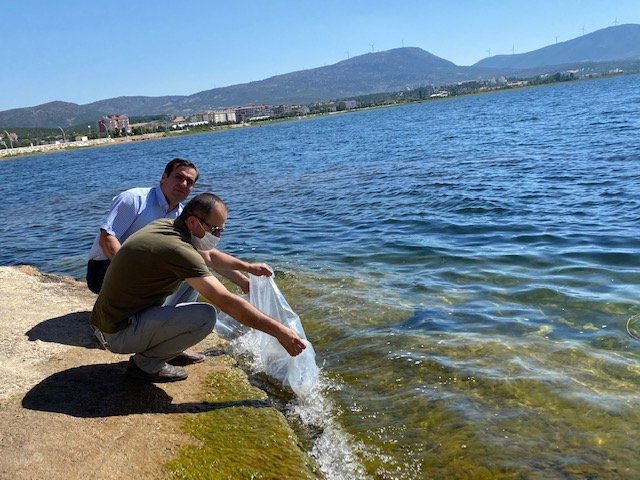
[185,215,198,233]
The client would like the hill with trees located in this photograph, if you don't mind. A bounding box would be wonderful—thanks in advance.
[1,24,640,129]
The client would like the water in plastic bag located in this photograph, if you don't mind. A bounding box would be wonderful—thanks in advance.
[217,273,319,396]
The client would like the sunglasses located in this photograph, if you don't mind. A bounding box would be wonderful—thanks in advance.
[196,216,224,236]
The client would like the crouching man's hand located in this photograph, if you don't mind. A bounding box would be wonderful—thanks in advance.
[277,328,307,357]
[246,263,273,277]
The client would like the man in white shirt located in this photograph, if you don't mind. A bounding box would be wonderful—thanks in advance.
[86,158,199,293]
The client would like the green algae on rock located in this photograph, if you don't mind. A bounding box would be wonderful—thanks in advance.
[165,367,321,480]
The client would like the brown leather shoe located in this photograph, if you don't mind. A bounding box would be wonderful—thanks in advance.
[168,351,206,366]
[126,358,188,383]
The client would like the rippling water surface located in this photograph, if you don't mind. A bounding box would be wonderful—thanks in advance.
[2,74,640,479]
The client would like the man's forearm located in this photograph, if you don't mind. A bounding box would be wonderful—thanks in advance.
[99,230,122,260]
[217,268,250,293]
[201,248,249,271]
[186,275,305,356]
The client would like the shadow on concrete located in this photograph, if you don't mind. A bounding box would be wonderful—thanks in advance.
[25,311,101,349]
[21,362,271,418]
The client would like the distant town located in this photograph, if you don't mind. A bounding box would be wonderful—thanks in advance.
[0,99,359,155]
[0,66,631,158]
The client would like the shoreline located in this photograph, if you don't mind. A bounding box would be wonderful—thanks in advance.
[0,133,165,160]
[2,71,634,162]
[0,123,255,160]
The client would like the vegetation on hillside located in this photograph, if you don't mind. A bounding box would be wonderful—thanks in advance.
[1,67,634,149]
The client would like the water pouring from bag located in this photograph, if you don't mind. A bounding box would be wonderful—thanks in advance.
[217,270,320,397]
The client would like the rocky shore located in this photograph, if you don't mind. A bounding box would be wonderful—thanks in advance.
[0,265,318,479]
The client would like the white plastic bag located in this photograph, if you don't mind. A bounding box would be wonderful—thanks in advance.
[214,294,249,339]
[232,273,319,396]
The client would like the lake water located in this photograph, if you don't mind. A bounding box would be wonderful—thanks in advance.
[1,73,640,479]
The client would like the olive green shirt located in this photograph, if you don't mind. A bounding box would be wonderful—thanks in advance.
[90,217,212,333]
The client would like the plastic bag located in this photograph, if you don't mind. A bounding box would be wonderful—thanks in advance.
[221,273,319,396]
[214,294,249,339]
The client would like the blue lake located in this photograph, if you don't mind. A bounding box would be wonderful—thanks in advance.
[1,73,640,479]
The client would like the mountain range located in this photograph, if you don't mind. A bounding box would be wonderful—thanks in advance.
[3,24,640,129]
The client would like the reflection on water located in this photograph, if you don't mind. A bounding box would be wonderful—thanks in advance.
[278,269,640,479]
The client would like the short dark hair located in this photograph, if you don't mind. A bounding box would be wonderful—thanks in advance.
[180,193,226,221]
[164,158,200,182]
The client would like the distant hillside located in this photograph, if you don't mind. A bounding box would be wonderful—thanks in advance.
[0,101,105,130]
[91,47,473,116]
[2,23,640,128]
[85,95,184,117]
[3,48,481,127]
[474,24,640,69]
[176,47,478,113]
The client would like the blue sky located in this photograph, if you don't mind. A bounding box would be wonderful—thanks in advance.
[2,0,639,111]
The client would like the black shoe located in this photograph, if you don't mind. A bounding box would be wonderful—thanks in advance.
[126,358,188,383]
[168,351,206,366]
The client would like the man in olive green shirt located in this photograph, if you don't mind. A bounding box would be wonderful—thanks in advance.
[91,193,306,382]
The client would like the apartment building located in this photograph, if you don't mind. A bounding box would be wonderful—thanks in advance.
[97,114,130,134]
